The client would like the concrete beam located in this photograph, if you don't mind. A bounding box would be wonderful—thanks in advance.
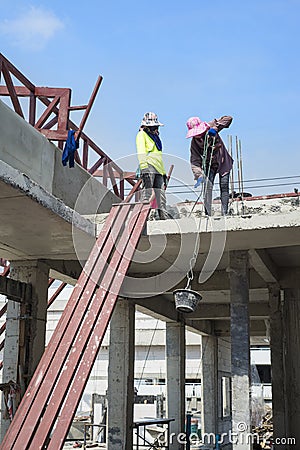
[249,248,279,283]
[0,276,32,303]
[184,319,214,336]
[135,296,269,320]
[186,302,270,320]
[280,267,300,288]
[134,297,214,335]
[135,296,180,323]
[122,269,267,297]
[213,319,267,337]
[47,260,82,285]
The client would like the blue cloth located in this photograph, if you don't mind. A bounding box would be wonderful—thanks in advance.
[62,130,79,168]
[207,128,217,136]
[144,129,163,151]
[194,177,203,188]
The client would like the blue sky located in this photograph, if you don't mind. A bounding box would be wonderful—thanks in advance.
[1,0,300,198]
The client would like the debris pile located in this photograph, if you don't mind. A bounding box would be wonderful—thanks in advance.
[253,409,273,449]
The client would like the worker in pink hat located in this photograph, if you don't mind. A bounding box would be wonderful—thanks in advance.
[186,115,233,215]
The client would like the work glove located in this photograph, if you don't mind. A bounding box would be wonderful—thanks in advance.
[207,128,217,137]
[194,177,203,188]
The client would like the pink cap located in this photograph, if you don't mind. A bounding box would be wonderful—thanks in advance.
[186,117,210,138]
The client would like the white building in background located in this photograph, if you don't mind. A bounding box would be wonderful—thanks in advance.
[46,285,203,416]
[46,284,271,415]
[0,283,271,420]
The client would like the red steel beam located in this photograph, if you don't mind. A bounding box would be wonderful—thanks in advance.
[68,105,88,111]
[47,282,67,309]
[0,304,7,319]
[0,54,139,199]
[1,65,24,118]
[29,92,36,126]
[0,53,35,92]
[28,203,148,449]
[48,204,150,449]
[93,169,136,180]
[76,76,102,140]
[57,90,70,134]
[2,204,122,448]
[1,266,10,277]
[0,322,6,337]
[34,96,60,129]
[88,156,105,175]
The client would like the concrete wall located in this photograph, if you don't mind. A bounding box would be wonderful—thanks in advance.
[0,100,119,213]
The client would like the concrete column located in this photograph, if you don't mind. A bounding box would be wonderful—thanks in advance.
[10,260,49,385]
[269,285,287,446]
[166,321,185,450]
[201,335,217,434]
[1,260,49,440]
[1,300,21,440]
[107,298,135,450]
[229,250,251,450]
[283,288,300,446]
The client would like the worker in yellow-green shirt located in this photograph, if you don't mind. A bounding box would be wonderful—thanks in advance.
[136,112,169,220]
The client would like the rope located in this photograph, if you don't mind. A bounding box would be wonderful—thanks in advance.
[186,134,215,286]
[195,334,210,380]
[189,134,215,216]
[137,319,160,391]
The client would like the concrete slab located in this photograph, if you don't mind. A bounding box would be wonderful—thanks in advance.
[0,161,95,261]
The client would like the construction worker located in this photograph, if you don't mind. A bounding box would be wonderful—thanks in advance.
[186,115,233,215]
[136,112,169,220]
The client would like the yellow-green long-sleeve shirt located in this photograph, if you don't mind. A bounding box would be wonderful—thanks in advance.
[136,130,166,175]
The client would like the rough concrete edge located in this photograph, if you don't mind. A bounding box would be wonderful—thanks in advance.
[92,205,300,237]
[0,159,96,238]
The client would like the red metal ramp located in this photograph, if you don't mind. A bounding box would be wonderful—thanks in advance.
[1,202,150,450]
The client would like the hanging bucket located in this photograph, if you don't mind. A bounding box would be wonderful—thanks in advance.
[173,289,202,313]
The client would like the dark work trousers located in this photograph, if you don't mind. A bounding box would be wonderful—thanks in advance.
[141,165,168,220]
[204,169,230,216]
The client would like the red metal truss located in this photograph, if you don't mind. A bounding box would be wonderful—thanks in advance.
[0,53,136,199]
[1,202,150,449]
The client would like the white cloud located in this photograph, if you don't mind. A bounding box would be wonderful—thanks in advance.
[0,6,64,50]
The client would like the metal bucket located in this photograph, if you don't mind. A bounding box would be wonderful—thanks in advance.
[173,289,202,313]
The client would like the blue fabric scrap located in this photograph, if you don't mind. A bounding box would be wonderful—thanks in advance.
[62,130,79,168]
